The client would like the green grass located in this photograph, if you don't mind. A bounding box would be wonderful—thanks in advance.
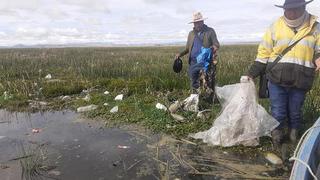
[0,45,319,137]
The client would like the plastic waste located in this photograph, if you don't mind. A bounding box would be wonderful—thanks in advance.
[156,103,167,111]
[29,101,48,108]
[48,170,61,176]
[61,96,71,101]
[45,74,52,79]
[197,110,211,120]
[103,103,109,106]
[182,94,199,112]
[32,128,41,133]
[191,81,279,147]
[3,91,10,100]
[83,94,91,102]
[110,106,119,113]
[114,94,123,101]
[170,113,185,122]
[82,89,89,94]
[118,145,130,149]
[77,105,98,112]
[104,91,110,95]
[196,47,213,72]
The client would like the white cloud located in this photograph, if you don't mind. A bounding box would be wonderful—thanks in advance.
[45,9,70,20]
[16,27,48,38]
[56,0,110,13]
[0,0,319,46]
[0,32,7,37]
[0,0,40,11]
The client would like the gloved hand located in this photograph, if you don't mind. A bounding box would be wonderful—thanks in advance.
[240,75,252,83]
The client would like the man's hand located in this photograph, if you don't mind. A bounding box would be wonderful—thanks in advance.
[175,53,180,60]
[211,45,218,65]
[211,45,218,53]
[212,60,218,65]
[315,58,320,71]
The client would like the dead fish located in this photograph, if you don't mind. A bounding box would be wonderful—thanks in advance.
[197,109,211,120]
[265,152,283,165]
[169,101,182,113]
[170,113,185,122]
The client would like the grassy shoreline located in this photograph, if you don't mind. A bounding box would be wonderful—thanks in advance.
[1,45,319,138]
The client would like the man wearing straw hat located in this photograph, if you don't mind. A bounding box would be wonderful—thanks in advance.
[176,12,220,104]
[247,0,320,148]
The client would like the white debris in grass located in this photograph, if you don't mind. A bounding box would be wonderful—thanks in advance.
[156,103,167,111]
[114,94,123,101]
[61,96,71,101]
[77,105,98,112]
[83,94,91,102]
[45,74,52,79]
[110,106,119,113]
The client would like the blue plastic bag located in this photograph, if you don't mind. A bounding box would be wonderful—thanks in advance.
[196,47,213,72]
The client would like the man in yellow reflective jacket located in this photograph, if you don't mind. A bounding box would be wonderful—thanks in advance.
[248,0,320,147]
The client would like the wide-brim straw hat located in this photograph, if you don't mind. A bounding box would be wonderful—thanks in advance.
[188,12,207,24]
[275,0,313,9]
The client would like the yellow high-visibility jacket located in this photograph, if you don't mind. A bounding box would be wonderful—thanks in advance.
[249,14,320,90]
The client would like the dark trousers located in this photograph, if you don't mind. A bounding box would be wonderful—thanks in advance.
[189,62,216,103]
[268,81,306,129]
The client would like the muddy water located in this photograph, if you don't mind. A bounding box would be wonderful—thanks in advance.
[0,110,289,180]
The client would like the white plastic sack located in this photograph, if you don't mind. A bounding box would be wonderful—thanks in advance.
[191,81,279,147]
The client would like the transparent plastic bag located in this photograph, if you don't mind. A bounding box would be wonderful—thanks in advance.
[191,81,279,147]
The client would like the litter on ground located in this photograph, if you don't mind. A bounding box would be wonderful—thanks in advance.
[83,94,91,102]
[110,106,119,113]
[114,94,124,101]
[77,105,98,112]
[32,128,41,133]
[117,145,130,149]
[45,74,52,79]
[191,81,279,147]
[156,103,167,111]
[182,94,199,112]
[265,152,283,165]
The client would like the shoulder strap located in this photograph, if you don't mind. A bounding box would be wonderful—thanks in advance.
[267,23,316,71]
[267,35,307,71]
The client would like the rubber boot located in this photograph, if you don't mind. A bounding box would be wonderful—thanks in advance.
[289,128,298,143]
[271,129,284,151]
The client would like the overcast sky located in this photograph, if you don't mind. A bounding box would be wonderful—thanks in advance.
[0,0,319,46]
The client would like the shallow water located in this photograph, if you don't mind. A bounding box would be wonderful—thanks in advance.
[0,110,158,180]
[0,110,289,180]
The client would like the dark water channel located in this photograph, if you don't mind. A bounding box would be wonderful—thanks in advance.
[0,110,289,180]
